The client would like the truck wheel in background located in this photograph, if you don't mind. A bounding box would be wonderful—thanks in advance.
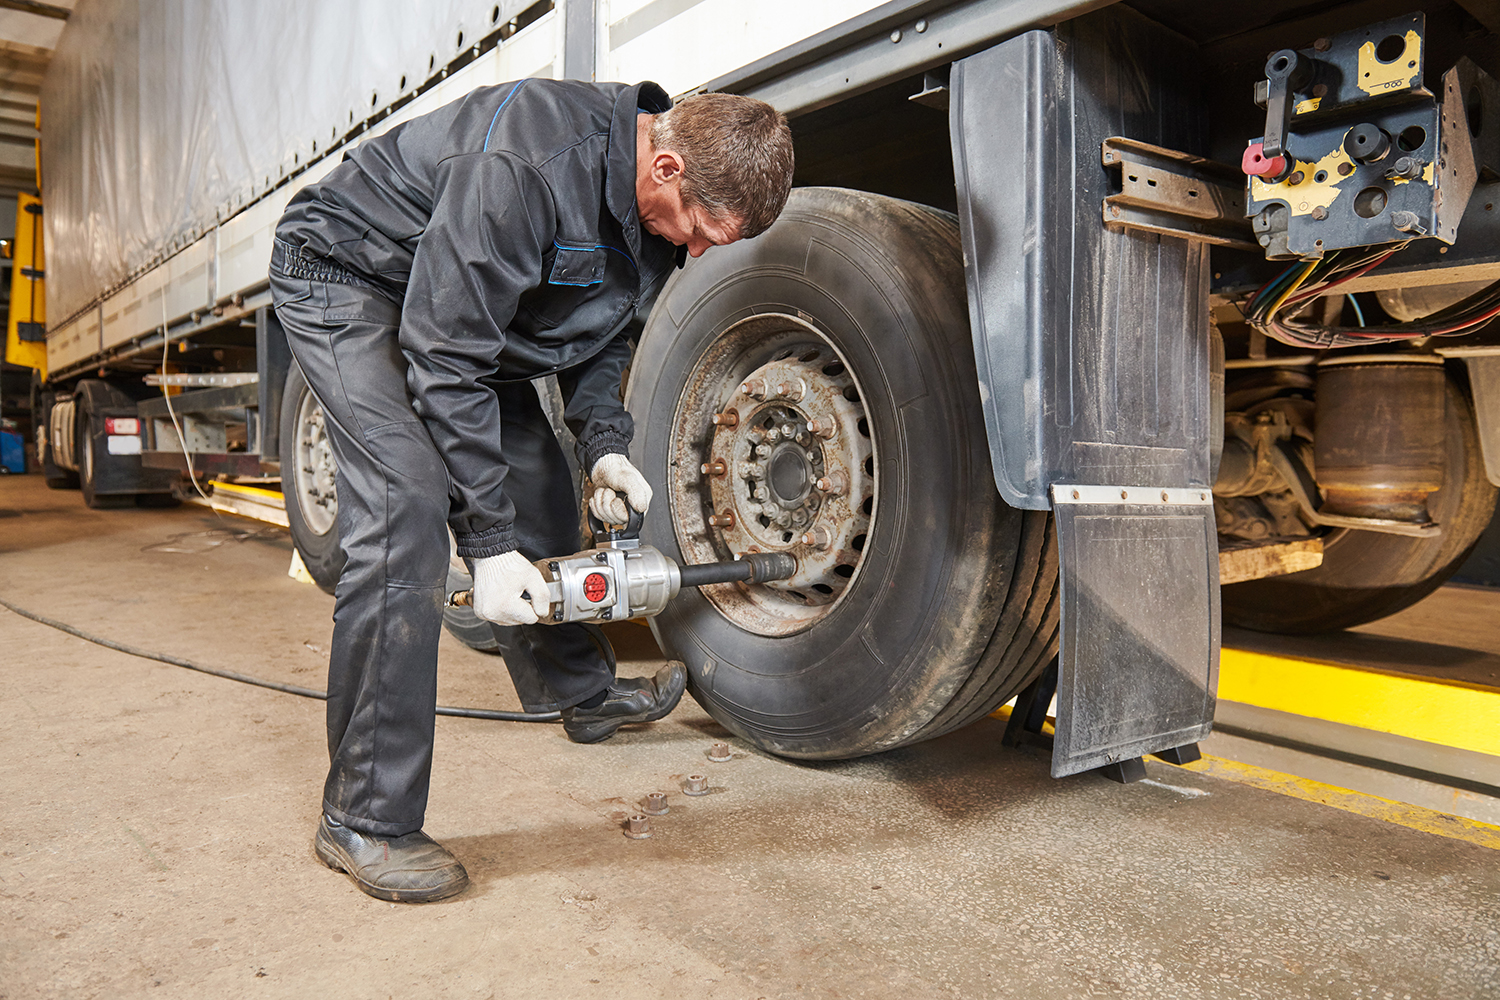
[279,363,344,594]
[627,187,1059,760]
[441,562,502,653]
[75,381,137,509]
[1223,377,1497,633]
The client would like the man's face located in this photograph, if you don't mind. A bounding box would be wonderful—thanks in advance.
[636,122,744,258]
[639,183,741,259]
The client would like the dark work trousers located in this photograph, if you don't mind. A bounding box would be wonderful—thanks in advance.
[270,271,615,837]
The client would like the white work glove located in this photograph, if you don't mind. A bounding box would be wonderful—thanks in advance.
[470,551,550,626]
[589,453,653,525]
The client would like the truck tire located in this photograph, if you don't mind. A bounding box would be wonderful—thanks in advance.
[41,392,80,490]
[626,187,1059,760]
[75,381,136,509]
[279,363,345,594]
[1223,377,1497,633]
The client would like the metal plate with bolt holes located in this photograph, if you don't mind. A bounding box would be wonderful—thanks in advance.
[1051,486,1220,778]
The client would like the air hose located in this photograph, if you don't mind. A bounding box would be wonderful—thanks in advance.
[0,596,561,723]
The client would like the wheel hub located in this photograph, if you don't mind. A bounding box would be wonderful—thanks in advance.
[669,314,875,634]
[294,393,338,535]
[767,443,813,507]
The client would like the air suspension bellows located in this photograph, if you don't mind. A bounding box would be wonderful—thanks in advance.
[1313,357,1446,525]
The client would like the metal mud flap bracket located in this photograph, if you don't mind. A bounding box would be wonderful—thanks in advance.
[951,9,1223,776]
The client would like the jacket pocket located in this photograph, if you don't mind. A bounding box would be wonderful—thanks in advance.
[547,245,608,287]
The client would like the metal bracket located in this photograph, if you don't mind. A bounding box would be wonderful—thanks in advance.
[1436,348,1500,488]
[1101,137,1257,251]
[1265,439,1441,538]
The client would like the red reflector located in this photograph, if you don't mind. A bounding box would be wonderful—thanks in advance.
[105,417,140,435]
[583,572,609,603]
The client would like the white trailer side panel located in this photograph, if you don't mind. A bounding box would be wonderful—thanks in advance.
[41,0,545,332]
[602,0,884,97]
[44,6,561,376]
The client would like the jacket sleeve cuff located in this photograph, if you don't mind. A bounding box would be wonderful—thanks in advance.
[454,523,519,559]
[579,430,632,473]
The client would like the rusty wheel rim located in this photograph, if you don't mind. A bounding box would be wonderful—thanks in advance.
[293,389,338,535]
[666,313,876,637]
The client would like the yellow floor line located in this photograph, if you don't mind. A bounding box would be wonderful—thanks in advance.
[1180,754,1500,851]
[989,705,1500,850]
[212,481,286,502]
[1219,647,1500,756]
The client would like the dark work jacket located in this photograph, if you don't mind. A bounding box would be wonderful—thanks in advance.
[275,80,682,558]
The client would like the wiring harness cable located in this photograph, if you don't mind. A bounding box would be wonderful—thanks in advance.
[1243,243,1500,349]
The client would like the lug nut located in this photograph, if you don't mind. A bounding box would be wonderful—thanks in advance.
[815,473,848,496]
[624,814,652,839]
[755,444,772,460]
[682,774,710,796]
[766,427,781,443]
[774,379,805,402]
[701,459,727,477]
[801,525,833,550]
[711,409,739,428]
[642,792,669,815]
[708,742,732,762]
[807,417,838,440]
[708,511,736,529]
[780,423,796,439]
[741,377,768,400]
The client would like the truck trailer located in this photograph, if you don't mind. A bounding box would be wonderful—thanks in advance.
[22,0,1500,774]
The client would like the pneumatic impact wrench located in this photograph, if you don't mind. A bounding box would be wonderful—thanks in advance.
[445,505,797,624]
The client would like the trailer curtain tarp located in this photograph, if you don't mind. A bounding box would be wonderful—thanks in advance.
[41,0,536,327]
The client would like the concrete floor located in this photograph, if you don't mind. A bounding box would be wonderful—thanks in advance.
[1,473,1497,1000]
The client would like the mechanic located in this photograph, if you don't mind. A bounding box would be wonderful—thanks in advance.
[268,79,794,903]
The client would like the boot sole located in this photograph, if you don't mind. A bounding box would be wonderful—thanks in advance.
[314,832,470,904]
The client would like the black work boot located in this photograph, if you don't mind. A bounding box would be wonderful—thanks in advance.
[314,814,469,903]
[562,661,687,744]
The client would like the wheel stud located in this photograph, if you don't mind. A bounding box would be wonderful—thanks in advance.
[700,459,727,478]
[708,511,736,528]
[711,409,739,428]
[800,525,833,550]
[815,473,848,496]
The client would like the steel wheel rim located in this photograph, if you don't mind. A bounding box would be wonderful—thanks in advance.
[666,313,877,637]
[293,387,338,535]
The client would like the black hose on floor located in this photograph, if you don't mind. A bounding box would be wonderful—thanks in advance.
[0,596,562,723]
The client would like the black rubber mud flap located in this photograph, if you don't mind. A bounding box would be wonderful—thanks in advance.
[1051,486,1219,777]
[951,8,1221,774]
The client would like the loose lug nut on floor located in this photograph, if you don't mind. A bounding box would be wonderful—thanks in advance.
[624,813,652,839]
[682,774,710,796]
[707,742,732,762]
[642,792,669,816]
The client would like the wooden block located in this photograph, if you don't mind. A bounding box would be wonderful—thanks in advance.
[1218,536,1324,585]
